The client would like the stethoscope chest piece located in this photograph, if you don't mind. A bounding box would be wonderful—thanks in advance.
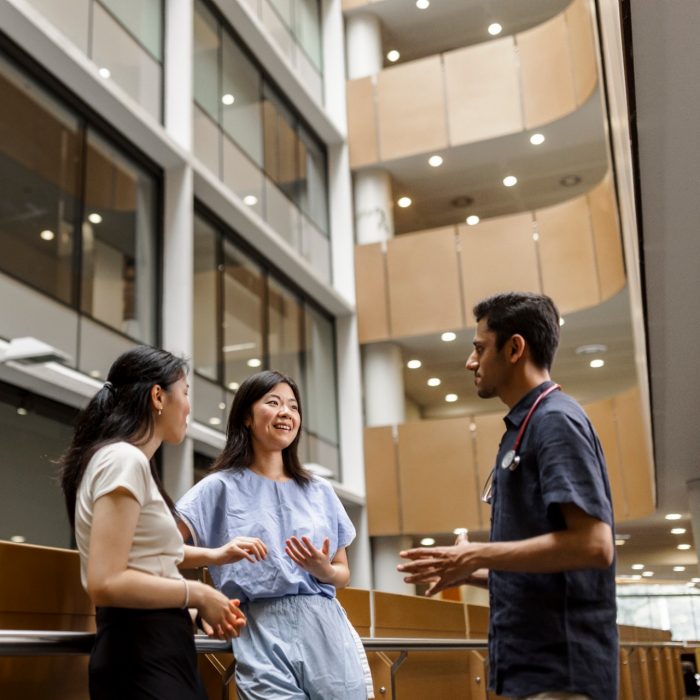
[500,449,520,471]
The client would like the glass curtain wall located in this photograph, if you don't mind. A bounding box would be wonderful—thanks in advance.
[24,0,163,121]
[192,208,340,477]
[193,0,331,284]
[0,51,158,378]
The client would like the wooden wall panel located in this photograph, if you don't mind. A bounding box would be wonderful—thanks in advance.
[458,213,540,326]
[519,14,577,129]
[614,387,655,520]
[444,38,523,146]
[386,228,464,337]
[377,56,448,161]
[589,176,626,300]
[472,413,506,531]
[537,195,599,314]
[346,77,379,168]
[354,243,390,343]
[398,417,480,533]
[584,398,628,520]
[363,425,402,535]
[336,588,371,635]
[566,0,598,105]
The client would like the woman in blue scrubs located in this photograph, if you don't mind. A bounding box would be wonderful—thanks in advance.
[176,370,371,700]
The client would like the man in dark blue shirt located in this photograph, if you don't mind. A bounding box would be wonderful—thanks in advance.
[398,292,618,700]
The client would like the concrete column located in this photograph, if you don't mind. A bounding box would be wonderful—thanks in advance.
[362,343,405,427]
[164,0,193,150]
[345,12,383,80]
[354,169,394,245]
[687,479,700,577]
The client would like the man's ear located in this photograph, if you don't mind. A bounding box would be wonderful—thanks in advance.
[508,334,527,364]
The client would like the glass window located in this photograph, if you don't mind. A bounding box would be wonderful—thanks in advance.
[268,277,302,380]
[193,0,220,121]
[99,0,163,61]
[81,130,156,343]
[24,0,91,53]
[298,126,328,233]
[193,216,220,381]
[295,0,322,70]
[221,35,263,166]
[222,241,265,389]
[0,57,81,306]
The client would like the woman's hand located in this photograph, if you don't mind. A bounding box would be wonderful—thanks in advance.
[190,581,246,639]
[285,536,334,580]
[213,537,268,565]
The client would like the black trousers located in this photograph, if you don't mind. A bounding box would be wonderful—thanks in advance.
[89,607,208,700]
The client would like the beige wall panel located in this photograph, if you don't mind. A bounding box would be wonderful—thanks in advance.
[354,243,390,343]
[472,412,507,531]
[614,387,655,520]
[444,38,523,146]
[398,417,480,533]
[584,398,628,520]
[377,56,448,161]
[363,426,402,535]
[537,196,599,314]
[346,77,379,168]
[458,213,540,326]
[519,14,577,128]
[566,0,598,105]
[588,176,626,299]
[386,228,463,337]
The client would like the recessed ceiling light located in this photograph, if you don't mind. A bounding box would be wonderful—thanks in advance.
[208,416,222,426]
[677,544,692,550]
[10,535,26,543]
[397,196,412,208]
[243,195,258,206]
[576,343,608,355]
[559,317,565,327]
[503,175,518,187]
[631,564,644,570]
[642,571,654,577]
[218,402,226,410]
[630,574,642,580]
[98,67,111,79]
[590,359,605,369]
[428,155,443,167]
[247,358,262,368]
[487,22,502,36]
[532,232,540,242]
[228,382,240,391]
[673,566,686,572]
[416,0,430,9]
[407,359,422,369]
[427,377,441,387]
[530,133,546,146]
[40,229,55,241]
[420,537,435,545]
[441,331,456,342]
[222,93,235,105]
[665,513,683,520]
[88,213,102,224]
[560,174,581,187]
[615,539,626,546]
[89,370,101,378]
[453,527,468,535]
[671,528,686,535]
[466,215,480,226]
[445,393,458,402]
[16,407,28,416]
[386,50,400,62]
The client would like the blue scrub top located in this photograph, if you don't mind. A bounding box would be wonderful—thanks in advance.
[488,381,618,700]
[176,468,356,603]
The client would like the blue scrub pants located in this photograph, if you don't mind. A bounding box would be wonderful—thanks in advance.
[232,595,369,699]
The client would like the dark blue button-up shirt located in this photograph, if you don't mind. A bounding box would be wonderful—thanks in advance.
[487,381,618,700]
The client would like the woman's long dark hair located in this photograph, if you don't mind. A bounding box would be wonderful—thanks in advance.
[59,345,188,528]
[210,370,310,485]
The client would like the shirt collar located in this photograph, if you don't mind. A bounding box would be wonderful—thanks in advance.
[504,380,556,429]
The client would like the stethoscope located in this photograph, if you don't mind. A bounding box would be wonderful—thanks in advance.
[481,383,561,504]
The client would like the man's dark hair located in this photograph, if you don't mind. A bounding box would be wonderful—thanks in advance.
[473,292,561,370]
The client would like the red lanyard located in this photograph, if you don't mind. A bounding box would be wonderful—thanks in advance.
[500,383,561,471]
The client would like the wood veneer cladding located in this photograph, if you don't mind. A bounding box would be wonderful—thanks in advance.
[472,413,506,531]
[336,588,371,634]
[376,56,448,161]
[566,0,598,105]
[363,426,402,535]
[397,417,479,534]
[346,77,379,168]
[458,213,540,327]
[354,243,390,343]
[444,38,523,146]
[373,591,467,638]
[386,228,463,338]
[518,13,577,129]
[537,195,599,315]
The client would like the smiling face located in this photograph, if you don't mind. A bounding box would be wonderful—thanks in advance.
[246,382,301,455]
[465,318,511,400]
[158,375,191,444]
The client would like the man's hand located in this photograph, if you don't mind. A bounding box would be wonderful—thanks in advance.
[397,539,486,596]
